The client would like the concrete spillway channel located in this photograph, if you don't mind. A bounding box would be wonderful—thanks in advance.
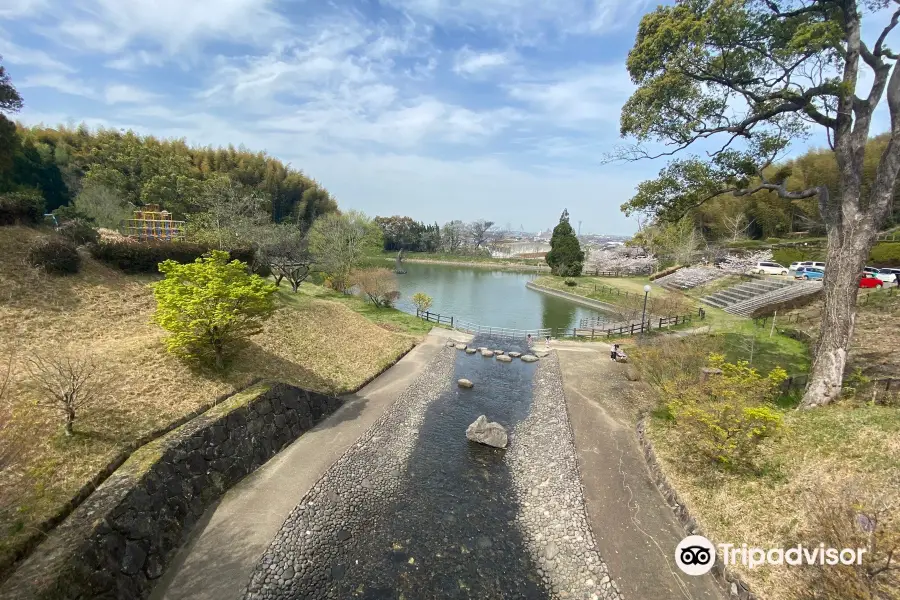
[243,336,620,600]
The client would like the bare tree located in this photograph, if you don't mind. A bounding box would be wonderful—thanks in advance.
[352,268,400,308]
[260,224,312,292]
[468,219,495,249]
[442,220,465,253]
[721,213,754,242]
[26,354,101,436]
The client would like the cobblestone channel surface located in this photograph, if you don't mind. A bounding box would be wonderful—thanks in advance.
[242,339,621,600]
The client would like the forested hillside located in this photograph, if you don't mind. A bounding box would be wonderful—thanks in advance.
[629,134,900,242]
[0,120,337,225]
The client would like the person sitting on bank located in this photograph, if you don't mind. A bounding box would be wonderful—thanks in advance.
[616,345,628,362]
[610,343,618,361]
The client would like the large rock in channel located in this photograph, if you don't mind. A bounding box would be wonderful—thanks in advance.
[481,349,495,357]
[496,355,512,363]
[465,415,508,448]
[508,351,522,358]
[458,379,474,389]
[520,354,539,363]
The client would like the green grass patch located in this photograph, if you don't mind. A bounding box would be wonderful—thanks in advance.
[715,320,810,375]
[278,283,437,336]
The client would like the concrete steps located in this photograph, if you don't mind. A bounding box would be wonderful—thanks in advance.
[724,281,823,316]
[654,267,724,291]
[700,277,795,309]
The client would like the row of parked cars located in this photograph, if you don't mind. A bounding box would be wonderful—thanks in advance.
[751,261,899,288]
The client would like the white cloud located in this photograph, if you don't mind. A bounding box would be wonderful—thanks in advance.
[0,0,47,18]
[507,65,634,127]
[383,0,647,35]
[48,0,287,55]
[0,39,74,72]
[104,51,165,71]
[19,73,96,98]
[453,47,514,76]
[104,84,160,104]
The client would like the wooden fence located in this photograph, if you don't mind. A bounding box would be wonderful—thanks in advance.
[415,310,454,327]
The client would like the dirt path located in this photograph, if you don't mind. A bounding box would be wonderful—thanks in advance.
[555,344,723,600]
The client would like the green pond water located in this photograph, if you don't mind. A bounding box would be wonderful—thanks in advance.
[392,262,617,331]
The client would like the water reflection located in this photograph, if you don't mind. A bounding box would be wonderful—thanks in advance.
[327,336,549,599]
[393,263,615,330]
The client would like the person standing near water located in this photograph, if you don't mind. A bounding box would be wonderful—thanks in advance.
[527,334,533,348]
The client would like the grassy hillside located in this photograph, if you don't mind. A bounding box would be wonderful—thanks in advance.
[0,226,421,573]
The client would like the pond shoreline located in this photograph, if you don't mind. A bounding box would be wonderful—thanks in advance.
[525,280,625,314]
[385,256,551,272]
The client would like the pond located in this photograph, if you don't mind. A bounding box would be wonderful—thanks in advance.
[391,262,616,331]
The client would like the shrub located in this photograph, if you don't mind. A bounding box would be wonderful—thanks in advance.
[324,273,353,293]
[564,278,577,287]
[0,191,45,225]
[89,240,255,274]
[664,355,787,470]
[411,292,433,313]
[785,483,899,600]
[353,268,400,307]
[151,251,277,370]
[29,237,81,275]
[57,219,100,246]
[869,242,900,267]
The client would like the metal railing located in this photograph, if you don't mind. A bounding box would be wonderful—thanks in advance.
[415,310,454,327]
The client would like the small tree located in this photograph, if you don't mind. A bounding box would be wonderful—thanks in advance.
[260,224,311,292]
[411,292,433,313]
[151,251,277,370]
[26,354,101,436]
[353,268,400,308]
[546,209,584,276]
[308,211,383,282]
[73,181,134,230]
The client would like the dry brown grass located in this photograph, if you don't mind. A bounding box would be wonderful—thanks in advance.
[648,404,900,600]
[783,290,900,379]
[0,226,417,570]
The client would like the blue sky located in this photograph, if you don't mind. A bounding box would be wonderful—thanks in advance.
[1,1,895,235]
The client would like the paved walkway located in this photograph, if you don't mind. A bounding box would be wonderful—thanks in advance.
[555,343,723,600]
[151,328,469,600]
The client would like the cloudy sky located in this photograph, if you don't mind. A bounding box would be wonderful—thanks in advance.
[1,1,894,234]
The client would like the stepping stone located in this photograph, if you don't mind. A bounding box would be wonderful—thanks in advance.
[465,348,477,354]
[458,379,474,389]
[494,350,504,355]
[521,354,539,362]
[535,350,551,358]
[496,355,512,363]
[508,352,522,358]
[455,343,467,350]
[481,350,494,357]
[446,341,457,347]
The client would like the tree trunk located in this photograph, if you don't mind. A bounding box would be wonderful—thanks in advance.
[802,216,876,408]
[64,407,75,436]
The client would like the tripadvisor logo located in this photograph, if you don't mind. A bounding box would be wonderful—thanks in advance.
[676,535,716,576]
[675,536,869,576]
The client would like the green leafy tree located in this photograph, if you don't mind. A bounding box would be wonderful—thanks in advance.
[411,292,433,313]
[73,181,133,229]
[151,251,277,370]
[0,57,23,115]
[615,0,900,407]
[546,209,584,276]
[308,211,383,282]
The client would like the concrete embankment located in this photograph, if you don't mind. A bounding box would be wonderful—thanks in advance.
[525,281,624,315]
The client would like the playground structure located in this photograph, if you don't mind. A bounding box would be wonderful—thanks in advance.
[123,204,185,241]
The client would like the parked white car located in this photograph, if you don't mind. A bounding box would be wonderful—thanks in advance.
[864,266,897,283]
[752,261,789,275]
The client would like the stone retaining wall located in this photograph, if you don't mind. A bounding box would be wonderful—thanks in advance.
[636,418,757,600]
[0,382,341,600]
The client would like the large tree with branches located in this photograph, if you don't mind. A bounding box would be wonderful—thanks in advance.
[616,0,900,407]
